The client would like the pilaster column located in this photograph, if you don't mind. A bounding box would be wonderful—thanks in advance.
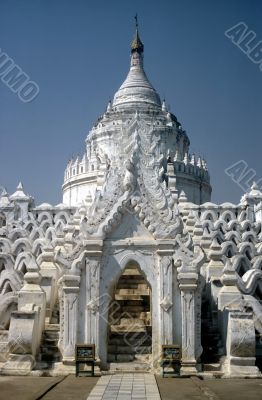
[178,271,199,374]
[158,253,174,344]
[61,275,80,365]
[86,256,100,348]
[83,242,103,359]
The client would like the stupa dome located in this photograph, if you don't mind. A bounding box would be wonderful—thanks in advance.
[113,27,161,108]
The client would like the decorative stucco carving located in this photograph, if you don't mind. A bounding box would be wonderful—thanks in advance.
[0,25,262,377]
[160,295,173,312]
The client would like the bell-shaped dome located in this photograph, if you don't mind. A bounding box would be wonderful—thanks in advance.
[113,27,161,108]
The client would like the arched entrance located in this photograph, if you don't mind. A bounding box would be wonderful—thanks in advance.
[107,262,152,366]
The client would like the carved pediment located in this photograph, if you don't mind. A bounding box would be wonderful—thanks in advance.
[107,212,154,240]
[79,115,183,240]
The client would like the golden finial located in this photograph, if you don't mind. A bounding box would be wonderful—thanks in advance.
[131,14,144,53]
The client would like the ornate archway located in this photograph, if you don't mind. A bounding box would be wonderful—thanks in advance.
[107,261,152,367]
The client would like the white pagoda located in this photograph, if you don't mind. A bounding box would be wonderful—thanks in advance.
[0,23,261,378]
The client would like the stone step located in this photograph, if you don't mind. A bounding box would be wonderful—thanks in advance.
[109,313,146,322]
[115,305,146,312]
[42,337,58,346]
[108,361,151,372]
[117,281,149,290]
[108,343,151,353]
[110,325,147,333]
[50,317,59,324]
[114,294,145,301]
[35,361,51,370]
[108,344,152,354]
[200,371,224,379]
[40,348,61,356]
[110,318,151,326]
[120,272,145,278]
[110,319,148,327]
[203,363,221,372]
[43,331,59,338]
[40,353,61,362]
[41,354,61,363]
[116,308,140,315]
[108,345,134,354]
[132,346,152,354]
[43,328,60,334]
[112,302,146,309]
[140,311,150,316]
[43,336,59,342]
[116,288,150,295]
[122,268,142,275]
[45,324,60,331]
[109,334,152,346]
[119,318,145,326]
[115,284,140,290]
[117,283,145,288]
[40,342,59,350]
[117,283,149,289]
[107,354,135,362]
[109,341,152,349]
[118,278,146,285]
[40,345,59,353]
[110,328,152,336]
[39,323,61,364]
[115,300,149,306]
[117,282,150,288]
[107,354,117,362]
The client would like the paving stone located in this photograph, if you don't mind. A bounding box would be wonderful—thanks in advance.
[87,374,160,400]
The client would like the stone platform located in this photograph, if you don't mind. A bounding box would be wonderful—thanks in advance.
[1,374,262,400]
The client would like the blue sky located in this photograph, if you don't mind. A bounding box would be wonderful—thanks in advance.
[0,0,261,205]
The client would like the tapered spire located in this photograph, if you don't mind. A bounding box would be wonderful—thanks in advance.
[131,14,144,54]
[112,16,161,108]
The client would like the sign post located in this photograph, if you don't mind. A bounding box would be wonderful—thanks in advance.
[161,345,181,377]
[75,344,96,377]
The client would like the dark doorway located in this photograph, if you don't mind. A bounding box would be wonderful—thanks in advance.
[107,263,152,365]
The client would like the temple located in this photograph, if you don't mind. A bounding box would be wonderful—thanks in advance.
[0,23,262,377]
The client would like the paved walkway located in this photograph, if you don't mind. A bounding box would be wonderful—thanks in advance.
[87,373,161,400]
[1,374,262,399]
[0,375,98,400]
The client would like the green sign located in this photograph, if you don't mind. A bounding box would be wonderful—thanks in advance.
[75,344,95,361]
[162,345,181,361]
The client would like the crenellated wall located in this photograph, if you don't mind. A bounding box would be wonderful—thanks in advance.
[0,181,262,376]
